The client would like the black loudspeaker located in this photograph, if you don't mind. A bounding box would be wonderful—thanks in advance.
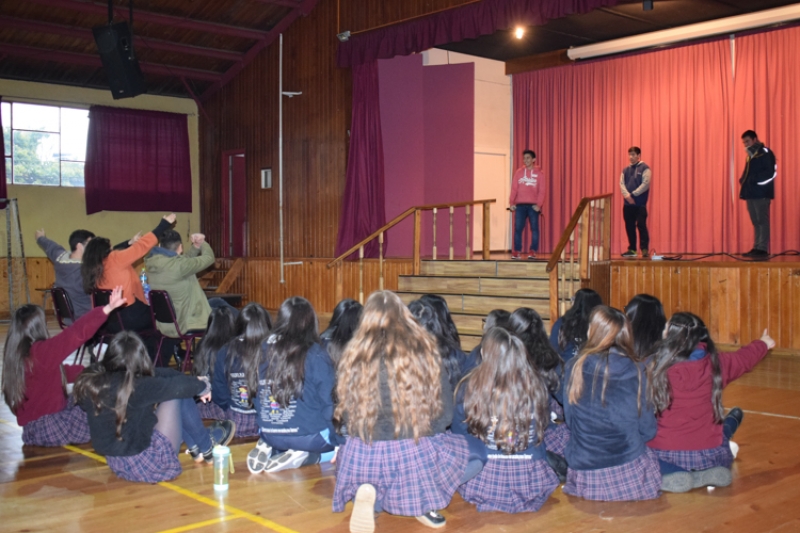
[92,22,146,99]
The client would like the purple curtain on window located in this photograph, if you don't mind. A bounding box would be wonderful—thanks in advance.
[84,106,192,214]
[0,96,7,206]
[337,0,620,67]
[335,60,386,259]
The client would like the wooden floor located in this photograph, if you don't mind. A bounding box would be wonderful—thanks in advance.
[2,329,800,532]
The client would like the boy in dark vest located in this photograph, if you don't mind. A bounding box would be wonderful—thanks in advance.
[739,130,776,258]
[619,146,651,258]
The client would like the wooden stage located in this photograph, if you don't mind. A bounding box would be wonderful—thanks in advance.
[2,324,800,532]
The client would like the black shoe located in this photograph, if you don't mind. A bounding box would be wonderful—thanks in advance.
[546,451,568,483]
[750,249,769,257]
[724,407,744,436]
[416,511,446,529]
[621,249,637,258]
[742,249,756,257]
[209,419,236,448]
[641,249,650,258]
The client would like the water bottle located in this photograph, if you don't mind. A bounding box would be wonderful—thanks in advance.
[140,268,150,303]
[213,445,234,491]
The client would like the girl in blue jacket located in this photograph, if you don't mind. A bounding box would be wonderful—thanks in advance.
[563,306,660,501]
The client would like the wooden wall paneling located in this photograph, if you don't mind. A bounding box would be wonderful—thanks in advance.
[0,258,55,316]
[777,268,792,347]
[792,268,800,348]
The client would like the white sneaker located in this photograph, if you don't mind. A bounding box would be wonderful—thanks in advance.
[264,449,309,473]
[729,440,739,459]
[350,484,376,533]
[246,439,273,474]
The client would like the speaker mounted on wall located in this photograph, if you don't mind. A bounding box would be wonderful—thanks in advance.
[92,22,146,99]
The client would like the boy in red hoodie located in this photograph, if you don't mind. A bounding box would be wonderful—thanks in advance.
[509,150,546,259]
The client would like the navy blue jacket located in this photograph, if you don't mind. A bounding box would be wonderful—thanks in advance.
[255,341,337,440]
[451,382,545,460]
[212,340,259,414]
[549,317,580,364]
[739,142,776,200]
[460,345,482,376]
[562,348,656,470]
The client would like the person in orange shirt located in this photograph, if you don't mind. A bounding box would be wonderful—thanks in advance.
[81,214,177,357]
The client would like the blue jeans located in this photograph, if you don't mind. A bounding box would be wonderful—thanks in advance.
[514,204,540,253]
[180,398,213,452]
[262,429,335,454]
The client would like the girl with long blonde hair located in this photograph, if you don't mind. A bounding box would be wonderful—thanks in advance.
[453,327,558,513]
[562,306,660,501]
[332,291,480,533]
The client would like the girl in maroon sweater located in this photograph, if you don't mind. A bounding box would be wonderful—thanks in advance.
[2,286,126,446]
[648,312,775,493]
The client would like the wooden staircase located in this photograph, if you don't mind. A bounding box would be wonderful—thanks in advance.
[397,259,579,350]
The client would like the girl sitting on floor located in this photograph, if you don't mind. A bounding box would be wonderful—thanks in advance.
[2,286,126,447]
[625,294,666,360]
[454,327,558,513]
[193,306,238,379]
[549,289,603,363]
[563,306,660,501]
[75,331,235,483]
[461,308,512,375]
[319,298,363,365]
[409,298,466,391]
[206,303,272,437]
[247,297,341,474]
[333,290,484,533]
[648,312,774,493]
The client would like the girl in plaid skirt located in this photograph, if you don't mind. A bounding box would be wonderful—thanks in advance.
[409,297,467,392]
[563,306,661,501]
[210,304,272,438]
[333,291,481,533]
[453,327,558,513]
[648,312,775,492]
[2,286,127,447]
[75,331,235,483]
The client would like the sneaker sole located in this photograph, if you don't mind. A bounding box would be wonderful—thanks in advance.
[219,420,236,447]
[350,484,376,533]
[691,467,732,488]
[415,515,447,529]
[661,472,693,493]
[246,443,272,474]
[265,450,309,473]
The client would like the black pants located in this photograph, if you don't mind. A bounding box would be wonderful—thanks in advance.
[745,198,770,252]
[105,299,159,360]
[623,204,649,252]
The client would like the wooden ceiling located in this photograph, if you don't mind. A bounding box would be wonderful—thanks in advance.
[0,0,317,99]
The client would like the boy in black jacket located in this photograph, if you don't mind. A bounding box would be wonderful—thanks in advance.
[739,130,777,257]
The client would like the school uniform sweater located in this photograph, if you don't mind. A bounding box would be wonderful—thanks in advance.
[14,307,107,426]
[548,317,580,364]
[451,381,545,460]
[648,340,768,451]
[98,219,172,306]
[509,166,546,207]
[80,368,205,457]
[255,342,337,438]
[37,236,91,319]
[212,341,259,414]
[563,348,656,470]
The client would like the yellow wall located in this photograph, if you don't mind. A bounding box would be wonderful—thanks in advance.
[0,79,200,257]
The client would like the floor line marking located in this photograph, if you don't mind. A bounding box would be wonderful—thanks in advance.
[0,418,22,430]
[742,409,800,421]
[155,515,242,533]
[64,443,300,533]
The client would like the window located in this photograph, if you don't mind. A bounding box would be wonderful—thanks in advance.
[2,102,89,187]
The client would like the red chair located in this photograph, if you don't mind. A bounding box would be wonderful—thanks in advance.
[51,287,94,365]
[148,290,206,372]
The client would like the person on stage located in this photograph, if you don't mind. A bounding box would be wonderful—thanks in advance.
[509,150,546,260]
[619,147,652,258]
[739,130,777,258]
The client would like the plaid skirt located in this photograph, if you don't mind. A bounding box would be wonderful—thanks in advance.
[458,456,559,513]
[333,433,469,517]
[21,400,91,447]
[196,401,226,420]
[650,439,733,471]
[106,430,182,483]
[563,448,661,501]
[544,423,570,457]
[226,409,259,437]
[549,398,564,419]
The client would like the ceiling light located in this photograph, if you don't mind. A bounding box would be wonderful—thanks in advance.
[515,27,525,39]
[567,4,800,60]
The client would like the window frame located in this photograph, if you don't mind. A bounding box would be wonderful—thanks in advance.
[2,100,89,188]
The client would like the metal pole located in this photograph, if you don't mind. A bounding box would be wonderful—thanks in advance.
[279,33,285,283]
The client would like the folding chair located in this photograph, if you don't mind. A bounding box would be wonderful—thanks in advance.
[51,287,94,365]
[148,290,206,372]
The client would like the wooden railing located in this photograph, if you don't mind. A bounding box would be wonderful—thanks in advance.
[327,199,496,303]
[547,194,612,321]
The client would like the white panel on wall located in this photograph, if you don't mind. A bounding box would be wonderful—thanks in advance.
[474,152,510,251]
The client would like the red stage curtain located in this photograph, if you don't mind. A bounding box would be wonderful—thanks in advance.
[514,38,733,254]
[726,25,800,254]
[84,106,192,215]
[337,0,620,68]
[335,60,387,259]
[0,96,6,206]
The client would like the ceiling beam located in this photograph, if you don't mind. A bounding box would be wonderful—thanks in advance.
[25,0,269,41]
[0,43,223,82]
[0,15,244,63]
[251,0,305,8]
[200,0,318,100]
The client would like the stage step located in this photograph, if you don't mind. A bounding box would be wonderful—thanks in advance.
[419,259,579,279]
[397,291,549,318]
[398,275,550,298]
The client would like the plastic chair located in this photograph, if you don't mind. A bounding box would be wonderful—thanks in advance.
[51,287,94,365]
[148,290,206,372]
